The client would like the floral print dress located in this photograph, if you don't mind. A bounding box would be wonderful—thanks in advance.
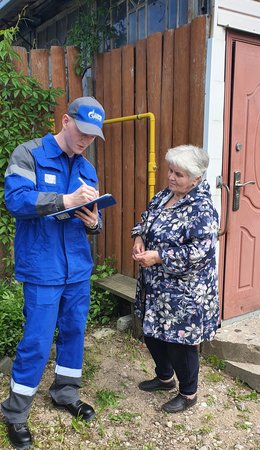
[131,180,219,345]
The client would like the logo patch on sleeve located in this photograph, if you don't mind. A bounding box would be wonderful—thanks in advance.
[45,174,56,184]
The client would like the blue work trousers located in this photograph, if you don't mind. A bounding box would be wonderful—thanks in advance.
[1,281,90,423]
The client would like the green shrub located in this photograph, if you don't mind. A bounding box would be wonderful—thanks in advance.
[66,0,115,74]
[0,27,62,275]
[89,257,118,325]
[0,279,24,359]
[0,258,118,359]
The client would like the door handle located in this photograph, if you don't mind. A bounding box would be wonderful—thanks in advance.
[216,176,230,237]
[233,171,255,211]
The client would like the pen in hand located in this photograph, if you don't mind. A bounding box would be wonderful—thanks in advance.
[78,177,86,185]
[78,177,99,200]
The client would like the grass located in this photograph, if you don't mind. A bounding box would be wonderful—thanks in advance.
[205,354,226,370]
[94,436,127,450]
[227,387,258,402]
[204,369,224,383]
[71,415,91,435]
[1,329,260,449]
[95,389,123,411]
[140,361,149,373]
[196,424,213,435]
[202,412,215,422]
[174,423,186,431]
[234,420,252,430]
[29,416,70,448]
[0,422,9,448]
[109,411,139,423]
[206,394,216,406]
[120,332,145,362]
[82,347,101,382]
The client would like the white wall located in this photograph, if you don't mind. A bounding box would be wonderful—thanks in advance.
[203,0,260,217]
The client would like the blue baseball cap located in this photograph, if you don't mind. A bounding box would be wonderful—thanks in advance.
[68,96,105,140]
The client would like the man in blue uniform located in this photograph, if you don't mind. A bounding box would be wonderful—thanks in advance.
[1,97,105,449]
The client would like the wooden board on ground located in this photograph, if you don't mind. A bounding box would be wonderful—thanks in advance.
[93,273,142,338]
[94,273,137,303]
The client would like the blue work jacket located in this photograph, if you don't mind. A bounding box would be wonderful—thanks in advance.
[4,133,101,285]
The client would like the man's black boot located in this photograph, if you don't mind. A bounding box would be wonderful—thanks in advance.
[52,398,96,422]
[7,422,32,450]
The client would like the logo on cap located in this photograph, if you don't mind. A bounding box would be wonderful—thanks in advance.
[88,110,103,122]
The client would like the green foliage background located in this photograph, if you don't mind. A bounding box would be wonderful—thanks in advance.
[0,280,24,359]
[0,259,118,359]
[66,0,115,75]
[0,27,62,275]
[0,27,118,360]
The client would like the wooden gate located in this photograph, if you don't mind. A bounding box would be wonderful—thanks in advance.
[95,15,208,277]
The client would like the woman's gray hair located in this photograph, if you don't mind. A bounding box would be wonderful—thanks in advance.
[165,145,209,179]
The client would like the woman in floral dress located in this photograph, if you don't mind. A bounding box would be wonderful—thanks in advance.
[131,145,219,413]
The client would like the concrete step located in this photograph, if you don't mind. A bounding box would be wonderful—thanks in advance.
[202,336,260,365]
[224,361,260,392]
[201,314,260,392]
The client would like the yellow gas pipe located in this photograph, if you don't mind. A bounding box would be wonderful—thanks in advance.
[104,113,156,200]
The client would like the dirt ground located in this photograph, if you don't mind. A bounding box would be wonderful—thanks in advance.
[0,327,260,450]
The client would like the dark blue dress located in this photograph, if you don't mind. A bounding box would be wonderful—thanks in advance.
[131,180,220,345]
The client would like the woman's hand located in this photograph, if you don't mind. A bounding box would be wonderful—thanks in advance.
[134,250,162,267]
[132,236,145,260]
[74,203,99,228]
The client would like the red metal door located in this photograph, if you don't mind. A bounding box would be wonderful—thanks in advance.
[223,39,260,319]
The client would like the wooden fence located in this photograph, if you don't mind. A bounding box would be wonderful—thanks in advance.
[3,15,208,279]
[12,45,82,132]
[95,15,209,277]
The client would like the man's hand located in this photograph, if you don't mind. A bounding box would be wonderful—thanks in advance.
[63,185,99,209]
[134,250,162,267]
[74,203,99,228]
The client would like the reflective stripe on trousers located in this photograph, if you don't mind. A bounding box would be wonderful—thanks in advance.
[1,281,90,423]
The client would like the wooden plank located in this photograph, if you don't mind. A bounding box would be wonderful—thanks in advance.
[94,273,137,303]
[95,52,106,262]
[158,29,174,191]
[135,39,148,223]
[67,46,83,101]
[50,46,67,133]
[94,273,142,337]
[102,52,112,265]
[189,16,208,146]
[12,46,28,75]
[135,38,148,277]
[173,24,190,146]
[106,48,122,272]
[122,45,135,277]
[31,49,49,88]
[147,32,163,193]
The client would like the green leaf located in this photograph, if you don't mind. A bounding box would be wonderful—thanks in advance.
[0,26,63,277]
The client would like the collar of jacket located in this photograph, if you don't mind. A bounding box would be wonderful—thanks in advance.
[42,133,74,160]
[185,179,212,203]
[156,179,212,209]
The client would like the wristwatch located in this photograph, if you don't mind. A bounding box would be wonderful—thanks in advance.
[88,220,99,230]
